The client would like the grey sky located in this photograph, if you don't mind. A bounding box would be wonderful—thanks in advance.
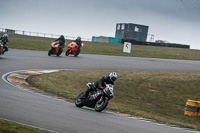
[1,0,200,49]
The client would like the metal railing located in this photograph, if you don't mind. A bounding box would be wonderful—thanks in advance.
[0,28,92,41]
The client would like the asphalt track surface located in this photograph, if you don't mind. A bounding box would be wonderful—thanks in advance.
[1,49,200,133]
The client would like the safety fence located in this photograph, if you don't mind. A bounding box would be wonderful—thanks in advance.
[0,28,92,41]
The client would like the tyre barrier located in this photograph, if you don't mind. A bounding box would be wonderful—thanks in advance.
[184,99,200,117]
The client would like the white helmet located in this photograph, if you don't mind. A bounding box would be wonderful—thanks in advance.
[109,72,117,82]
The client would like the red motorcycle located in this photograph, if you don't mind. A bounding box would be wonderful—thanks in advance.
[48,41,63,56]
[65,42,84,57]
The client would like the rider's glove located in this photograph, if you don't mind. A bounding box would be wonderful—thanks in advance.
[90,83,95,90]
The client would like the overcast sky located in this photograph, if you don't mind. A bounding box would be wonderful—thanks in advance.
[1,0,200,49]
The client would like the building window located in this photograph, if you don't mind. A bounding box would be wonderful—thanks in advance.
[121,24,125,30]
[135,26,139,32]
[117,24,121,30]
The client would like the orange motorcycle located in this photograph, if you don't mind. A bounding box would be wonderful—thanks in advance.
[65,42,84,57]
[48,41,63,56]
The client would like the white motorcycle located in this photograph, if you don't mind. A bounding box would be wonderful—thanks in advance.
[75,83,114,112]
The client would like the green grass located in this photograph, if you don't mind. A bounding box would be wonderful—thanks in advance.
[1,33,200,130]
[27,70,200,131]
[0,119,50,133]
[1,33,200,60]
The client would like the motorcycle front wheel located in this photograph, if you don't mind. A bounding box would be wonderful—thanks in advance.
[0,45,3,55]
[95,97,109,112]
[48,48,54,56]
[65,49,70,56]
[75,92,86,107]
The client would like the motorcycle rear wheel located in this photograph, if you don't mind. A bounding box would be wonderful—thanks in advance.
[75,51,80,57]
[95,97,109,112]
[75,92,85,107]
[56,49,63,56]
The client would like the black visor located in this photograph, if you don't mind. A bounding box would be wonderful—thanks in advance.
[111,77,117,81]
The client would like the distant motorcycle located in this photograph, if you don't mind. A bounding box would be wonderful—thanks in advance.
[65,42,84,57]
[75,83,114,112]
[48,41,63,56]
[0,41,4,56]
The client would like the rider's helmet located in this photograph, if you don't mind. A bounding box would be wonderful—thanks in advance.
[60,35,64,39]
[109,72,117,82]
[3,34,8,38]
[77,36,81,40]
[59,35,64,44]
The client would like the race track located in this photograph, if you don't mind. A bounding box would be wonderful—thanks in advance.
[0,49,200,133]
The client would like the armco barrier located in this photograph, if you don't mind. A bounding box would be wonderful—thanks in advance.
[0,28,91,42]
[184,99,200,117]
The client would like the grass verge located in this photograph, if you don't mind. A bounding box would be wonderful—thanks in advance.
[27,70,200,131]
[1,33,200,60]
[0,119,50,133]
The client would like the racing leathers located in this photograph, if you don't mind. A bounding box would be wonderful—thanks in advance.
[74,38,82,54]
[83,76,114,97]
[54,35,65,54]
